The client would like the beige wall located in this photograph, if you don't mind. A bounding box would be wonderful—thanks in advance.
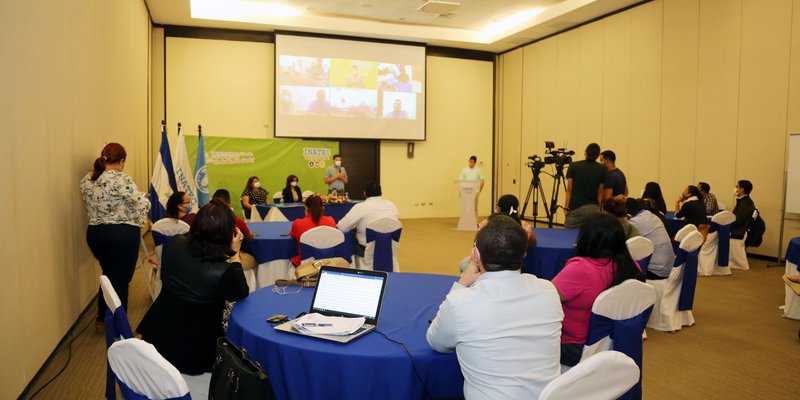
[497,0,800,257]
[0,0,151,397]
[158,37,495,219]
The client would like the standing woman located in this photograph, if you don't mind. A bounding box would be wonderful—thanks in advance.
[241,175,269,219]
[282,174,303,203]
[80,143,150,331]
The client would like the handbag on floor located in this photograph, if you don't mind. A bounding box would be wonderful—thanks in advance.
[210,337,276,400]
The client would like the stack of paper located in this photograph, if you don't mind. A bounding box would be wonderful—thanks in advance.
[291,313,365,336]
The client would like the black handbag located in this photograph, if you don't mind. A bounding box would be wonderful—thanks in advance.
[210,337,277,400]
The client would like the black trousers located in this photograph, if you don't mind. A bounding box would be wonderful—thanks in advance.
[86,224,141,321]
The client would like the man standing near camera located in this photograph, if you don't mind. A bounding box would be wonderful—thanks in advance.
[598,150,628,205]
[564,143,606,229]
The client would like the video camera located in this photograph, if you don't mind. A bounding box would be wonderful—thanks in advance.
[527,154,546,170]
[543,141,574,166]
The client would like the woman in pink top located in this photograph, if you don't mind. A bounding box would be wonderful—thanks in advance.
[552,212,642,367]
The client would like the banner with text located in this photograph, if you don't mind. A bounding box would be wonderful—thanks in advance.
[183,136,339,217]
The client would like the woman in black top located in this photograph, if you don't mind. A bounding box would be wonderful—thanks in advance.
[642,182,667,215]
[281,174,303,203]
[674,185,707,227]
[241,175,269,219]
[138,199,249,375]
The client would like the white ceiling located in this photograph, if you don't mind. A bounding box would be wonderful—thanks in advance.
[146,0,643,53]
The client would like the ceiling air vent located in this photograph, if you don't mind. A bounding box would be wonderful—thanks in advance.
[417,1,461,15]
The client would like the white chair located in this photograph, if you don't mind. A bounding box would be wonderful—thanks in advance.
[673,224,698,243]
[100,275,135,400]
[541,351,640,400]
[729,210,757,270]
[302,190,315,200]
[107,338,192,400]
[718,201,727,211]
[146,219,191,300]
[273,192,283,203]
[626,236,654,277]
[579,279,655,400]
[647,231,704,332]
[698,211,736,276]
[360,218,402,272]
[299,226,347,266]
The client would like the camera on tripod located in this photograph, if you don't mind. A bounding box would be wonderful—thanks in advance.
[527,155,546,170]
[543,141,575,166]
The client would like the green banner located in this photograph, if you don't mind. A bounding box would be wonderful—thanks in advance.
[183,136,339,216]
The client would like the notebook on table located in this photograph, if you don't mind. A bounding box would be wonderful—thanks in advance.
[274,266,388,343]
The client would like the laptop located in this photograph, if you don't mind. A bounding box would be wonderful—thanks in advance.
[274,266,388,343]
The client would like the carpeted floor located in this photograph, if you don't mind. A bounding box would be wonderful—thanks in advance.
[22,218,800,399]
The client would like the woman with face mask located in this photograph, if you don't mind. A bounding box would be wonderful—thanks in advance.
[281,174,303,203]
[241,176,269,219]
[177,191,197,225]
[80,143,150,332]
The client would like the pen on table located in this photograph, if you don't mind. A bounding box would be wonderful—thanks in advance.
[301,323,333,327]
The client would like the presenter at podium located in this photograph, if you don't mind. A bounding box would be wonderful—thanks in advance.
[460,155,485,217]
[324,154,349,195]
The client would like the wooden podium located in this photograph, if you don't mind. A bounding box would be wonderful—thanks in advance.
[456,180,480,231]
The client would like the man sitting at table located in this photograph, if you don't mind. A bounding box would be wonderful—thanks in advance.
[427,215,563,400]
[337,182,399,257]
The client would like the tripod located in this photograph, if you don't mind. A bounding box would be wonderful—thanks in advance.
[521,167,552,227]
[548,163,567,220]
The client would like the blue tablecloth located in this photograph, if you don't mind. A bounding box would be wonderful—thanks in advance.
[523,228,579,280]
[256,201,358,222]
[227,273,464,400]
[664,211,687,237]
[242,222,354,264]
[786,237,800,268]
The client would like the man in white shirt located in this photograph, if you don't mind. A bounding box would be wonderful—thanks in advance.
[427,215,563,400]
[337,182,399,256]
[460,155,484,217]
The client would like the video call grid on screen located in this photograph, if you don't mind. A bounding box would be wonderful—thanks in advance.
[275,33,426,140]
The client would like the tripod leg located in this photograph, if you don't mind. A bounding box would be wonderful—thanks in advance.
[521,176,537,219]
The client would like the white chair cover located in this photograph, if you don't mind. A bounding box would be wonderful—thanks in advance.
[302,190,315,200]
[147,220,191,300]
[647,231,704,332]
[182,372,211,400]
[100,275,122,313]
[729,210,756,270]
[784,261,800,320]
[273,192,283,203]
[541,351,640,400]
[698,211,736,276]
[362,218,402,272]
[718,201,727,211]
[674,224,698,242]
[264,207,289,222]
[299,226,346,265]
[626,237,654,261]
[107,338,191,400]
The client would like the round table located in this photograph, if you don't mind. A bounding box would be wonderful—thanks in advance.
[256,201,359,222]
[226,272,464,400]
[523,228,578,280]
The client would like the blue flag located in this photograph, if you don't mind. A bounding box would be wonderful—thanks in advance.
[148,126,178,222]
[194,131,210,207]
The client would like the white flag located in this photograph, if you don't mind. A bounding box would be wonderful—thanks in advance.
[174,130,198,210]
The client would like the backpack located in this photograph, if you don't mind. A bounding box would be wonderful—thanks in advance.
[745,209,765,248]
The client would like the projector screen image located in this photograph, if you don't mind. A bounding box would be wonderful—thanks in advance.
[275,34,426,140]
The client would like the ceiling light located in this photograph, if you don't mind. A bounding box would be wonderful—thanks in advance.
[483,8,544,36]
[417,1,461,15]
[191,0,301,20]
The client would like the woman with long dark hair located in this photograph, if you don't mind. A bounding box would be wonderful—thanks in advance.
[642,182,667,215]
[151,191,191,236]
[282,174,303,203]
[80,143,150,332]
[138,199,249,375]
[552,212,642,367]
[674,185,707,227]
[289,195,337,266]
[241,175,269,219]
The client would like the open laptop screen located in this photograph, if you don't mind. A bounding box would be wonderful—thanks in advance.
[310,267,387,323]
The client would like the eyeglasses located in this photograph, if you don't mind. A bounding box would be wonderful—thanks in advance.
[272,283,303,295]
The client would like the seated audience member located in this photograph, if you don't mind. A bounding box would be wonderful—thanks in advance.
[212,189,254,241]
[698,182,720,215]
[627,198,676,280]
[427,215,563,399]
[552,212,642,367]
[602,195,640,240]
[731,180,756,239]
[642,181,668,215]
[151,191,190,237]
[241,176,269,219]
[479,194,537,247]
[289,195,337,266]
[138,200,249,375]
[337,182,399,256]
[674,185,707,227]
[167,191,195,226]
[281,174,303,203]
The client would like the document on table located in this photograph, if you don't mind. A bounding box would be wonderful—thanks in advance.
[291,313,365,336]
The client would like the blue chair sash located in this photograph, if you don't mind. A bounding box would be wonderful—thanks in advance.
[105,307,134,400]
[708,222,731,267]
[636,256,651,282]
[117,379,191,400]
[151,232,173,248]
[673,245,687,267]
[786,238,800,267]
[299,243,350,263]
[678,250,700,311]
[585,305,654,400]
[365,228,402,272]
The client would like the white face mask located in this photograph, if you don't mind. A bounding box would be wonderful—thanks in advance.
[291,181,298,187]
[254,181,261,188]
[334,160,342,167]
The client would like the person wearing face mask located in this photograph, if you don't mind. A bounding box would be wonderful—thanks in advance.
[241,176,269,219]
[674,185,707,227]
[731,180,755,239]
[279,88,296,115]
[151,192,191,236]
[282,174,303,203]
[80,143,150,332]
[323,154,349,195]
[177,192,197,225]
